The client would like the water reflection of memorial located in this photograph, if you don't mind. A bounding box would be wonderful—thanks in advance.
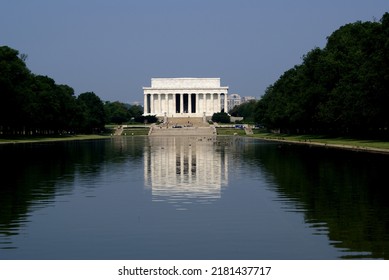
[144,136,228,210]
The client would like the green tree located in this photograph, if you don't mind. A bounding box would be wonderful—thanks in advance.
[229,100,258,122]
[0,46,32,134]
[128,104,144,120]
[77,92,106,133]
[256,13,389,137]
[212,111,230,123]
[134,115,158,123]
[104,101,130,124]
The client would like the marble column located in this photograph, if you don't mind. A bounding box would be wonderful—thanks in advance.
[144,94,148,114]
[224,93,228,113]
[172,93,177,114]
[212,93,216,113]
[205,94,209,114]
[150,94,154,114]
[218,93,221,112]
[157,94,160,114]
[165,94,168,114]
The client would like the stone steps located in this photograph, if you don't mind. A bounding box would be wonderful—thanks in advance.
[114,126,124,136]
[244,127,253,135]
[150,126,215,136]
[166,117,208,127]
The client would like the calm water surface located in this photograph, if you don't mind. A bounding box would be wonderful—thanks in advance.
[0,136,388,259]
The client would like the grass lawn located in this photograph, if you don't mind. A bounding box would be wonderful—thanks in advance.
[250,131,389,151]
[0,134,111,144]
[2,128,388,153]
[0,124,151,144]
[216,128,246,136]
[122,127,150,136]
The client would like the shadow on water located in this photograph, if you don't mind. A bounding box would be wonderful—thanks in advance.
[237,137,389,259]
[0,138,144,247]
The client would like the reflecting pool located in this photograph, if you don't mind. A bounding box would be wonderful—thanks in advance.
[0,136,388,259]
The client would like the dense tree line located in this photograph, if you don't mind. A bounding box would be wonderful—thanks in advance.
[104,101,147,124]
[255,13,389,138]
[0,46,107,135]
[229,100,257,122]
[0,46,148,136]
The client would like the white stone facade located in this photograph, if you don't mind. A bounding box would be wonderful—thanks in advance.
[143,78,228,118]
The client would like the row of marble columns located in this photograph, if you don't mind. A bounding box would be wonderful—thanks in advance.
[144,92,228,117]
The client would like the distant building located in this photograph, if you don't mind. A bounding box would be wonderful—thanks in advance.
[227,94,257,112]
[227,93,242,112]
[131,101,141,106]
[242,96,256,103]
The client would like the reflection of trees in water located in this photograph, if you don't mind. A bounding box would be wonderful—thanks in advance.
[0,137,145,239]
[238,139,389,259]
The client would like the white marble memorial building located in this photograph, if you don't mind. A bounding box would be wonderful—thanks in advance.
[143,78,228,118]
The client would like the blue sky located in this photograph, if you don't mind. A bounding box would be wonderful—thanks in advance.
[1,0,388,104]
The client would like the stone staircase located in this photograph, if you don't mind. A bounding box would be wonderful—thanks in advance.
[149,117,215,136]
[244,126,253,135]
[166,117,208,127]
[149,126,215,136]
[114,126,124,136]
